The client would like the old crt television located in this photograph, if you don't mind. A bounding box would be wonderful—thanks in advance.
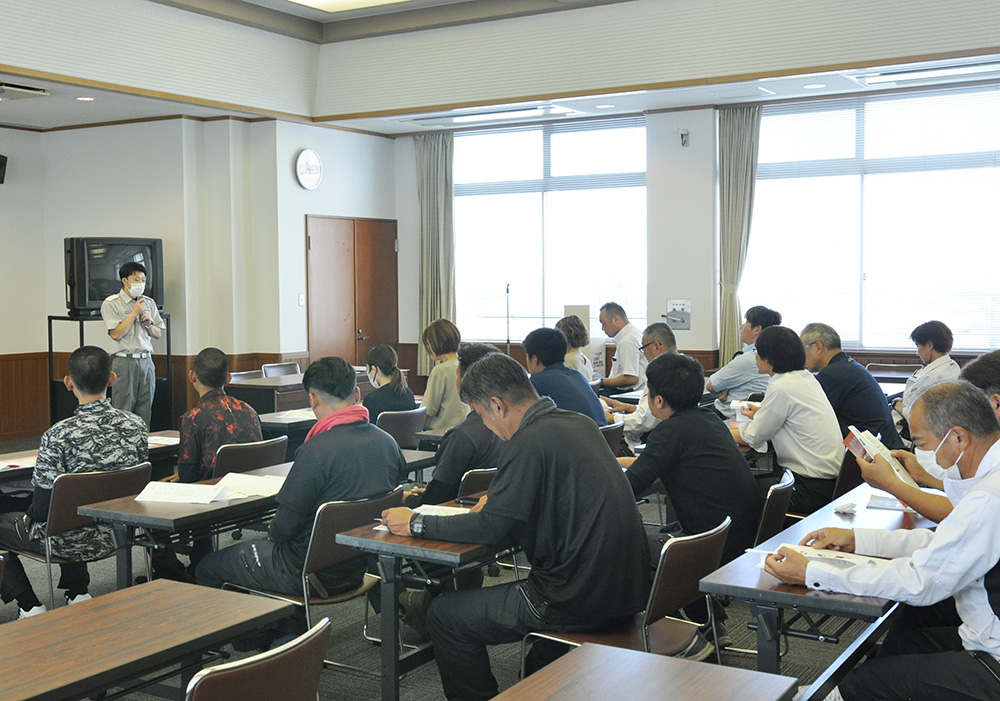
[64,237,164,317]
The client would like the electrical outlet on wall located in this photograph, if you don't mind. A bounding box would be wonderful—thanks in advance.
[664,299,691,330]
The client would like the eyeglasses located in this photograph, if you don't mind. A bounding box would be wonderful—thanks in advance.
[639,341,657,351]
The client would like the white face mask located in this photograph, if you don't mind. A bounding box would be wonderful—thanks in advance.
[933,427,965,471]
[129,282,145,299]
[368,368,381,388]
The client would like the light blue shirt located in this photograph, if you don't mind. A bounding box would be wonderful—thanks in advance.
[708,343,770,418]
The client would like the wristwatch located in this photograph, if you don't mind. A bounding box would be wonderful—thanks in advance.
[409,512,426,536]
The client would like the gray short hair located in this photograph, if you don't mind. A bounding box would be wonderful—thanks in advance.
[642,322,677,352]
[800,323,841,351]
[916,381,1000,440]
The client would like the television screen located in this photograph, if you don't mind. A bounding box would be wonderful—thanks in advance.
[65,237,164,315]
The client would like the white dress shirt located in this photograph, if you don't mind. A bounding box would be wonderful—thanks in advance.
[609,322,646,391]
[738,370,843,480]
[900,354,961,419]
[806,440,1000,660]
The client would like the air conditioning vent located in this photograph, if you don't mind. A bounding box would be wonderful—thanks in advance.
[0,81,50,101]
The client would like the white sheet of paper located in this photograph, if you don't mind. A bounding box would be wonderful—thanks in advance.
[373,503,470,532]
[269,409,316,422]
[216,472,285,497]
[0,456,36,468]
[149,435,180,446]
[135,481,229,504]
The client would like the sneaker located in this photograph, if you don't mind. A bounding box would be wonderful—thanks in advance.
[17,604,47,619]
[66,593,92,605]
[700,621,732,649]
[676,632,715,661]
[399,589,432,639]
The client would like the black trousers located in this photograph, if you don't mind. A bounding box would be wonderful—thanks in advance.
[787,472,836,515]
[840,599,1000,700]
[0,512,89,605]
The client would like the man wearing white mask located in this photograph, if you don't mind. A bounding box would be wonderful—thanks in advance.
[100,261,164,427]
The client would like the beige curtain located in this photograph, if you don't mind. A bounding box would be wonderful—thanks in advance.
[718,106,762,363]
[414,133,456,375]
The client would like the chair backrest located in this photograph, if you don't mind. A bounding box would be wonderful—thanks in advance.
[833,449,863,500]
[302,488,404,576]
[376,407,428,450]
[599,421,625,456]
[185,618,331,701]
[47,462,152,537]
[229,369,264,382]
[458,468,497,498]
[212,436,289,479]
[746,392,765,403]
[261,362,301,378]
[754,470,795,546]
[645,516,731,627]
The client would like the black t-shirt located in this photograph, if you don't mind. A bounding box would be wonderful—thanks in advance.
[270,420,403,576]
[432,410,505,487]
[816,352,903,450]
[627,407,762,564]
[363,384,417,424]
[470,401,650,626]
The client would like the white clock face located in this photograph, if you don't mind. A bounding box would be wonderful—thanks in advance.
[295,149,323,190]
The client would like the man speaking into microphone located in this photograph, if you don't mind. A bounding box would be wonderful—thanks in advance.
[101,261,165,427]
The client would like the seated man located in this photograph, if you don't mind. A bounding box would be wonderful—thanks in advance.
[801,322,903,449]
[405,343,506,508]
[523,327,607,426]
[706,305,780,418]
[0,346,148,617]
[602,322,677,450]
[197,357,404,628]
[596,301,646,394]
[620,353,762,653]
[859,350,1000,524]
[151,347,263,580]
[765,382,1000,701]
[382,354,651,700]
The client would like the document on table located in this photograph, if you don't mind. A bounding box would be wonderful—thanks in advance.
[374,503,469,532]
[149,435,181,447]
[135,481,232,504]
[267,409,316,422]
[0,456,36,469]
[216,472,285,497]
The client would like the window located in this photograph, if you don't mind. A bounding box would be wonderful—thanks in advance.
[740,86,1000,351]
[454,118,646,342]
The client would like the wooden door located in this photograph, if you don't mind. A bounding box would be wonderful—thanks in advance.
[355,219,399,362]
[306,216,355,362]
[306,216,398,366]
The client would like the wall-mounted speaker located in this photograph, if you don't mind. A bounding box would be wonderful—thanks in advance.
[0,154,7,184]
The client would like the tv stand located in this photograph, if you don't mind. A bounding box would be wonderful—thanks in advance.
[47,314,173,430]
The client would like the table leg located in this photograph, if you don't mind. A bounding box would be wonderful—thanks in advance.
[751,603,782,674]
[113,522,134,590]
[380,553,402,701]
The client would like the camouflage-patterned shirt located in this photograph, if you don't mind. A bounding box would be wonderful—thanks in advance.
[30,398,148,559]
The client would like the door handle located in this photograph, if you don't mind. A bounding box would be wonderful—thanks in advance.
[357,329,371,341]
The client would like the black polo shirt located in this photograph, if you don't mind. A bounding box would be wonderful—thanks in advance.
[816,352,903,450]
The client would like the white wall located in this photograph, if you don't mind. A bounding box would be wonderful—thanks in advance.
[273,122,397,353]
[0,0,316,117]
[394,137,420,344]
[0,128,46,354]
[315,0,1000,117]
[646,110,719,350]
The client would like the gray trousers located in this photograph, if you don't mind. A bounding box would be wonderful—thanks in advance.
[111,355,155,427]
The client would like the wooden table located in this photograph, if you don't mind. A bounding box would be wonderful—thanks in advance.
[0,579,292,701]
[494,643,798,700]
[80,462,294,589]
[700,483,935,675]
[337,513,516,701]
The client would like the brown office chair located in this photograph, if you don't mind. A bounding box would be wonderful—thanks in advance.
[184,618,331,701]
[212,436,290,479]
[377,407,428,450]
[833,449,863,500]
[458,468,497,498]
[261,362,301,378]
[599,421,625,457]
[8,462,152,608]
[520,516,731,673]
[223,487,403,675]
[229,369,264,382]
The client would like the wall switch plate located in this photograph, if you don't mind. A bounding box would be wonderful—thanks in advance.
[298,293,305,307]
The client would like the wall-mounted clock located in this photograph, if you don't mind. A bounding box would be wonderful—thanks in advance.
[295,149,323,190]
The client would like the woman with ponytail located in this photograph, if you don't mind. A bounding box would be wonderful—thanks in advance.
[362,344,416,423]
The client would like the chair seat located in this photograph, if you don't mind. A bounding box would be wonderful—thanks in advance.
[537,612,701,657]
[228,573,378,607]
[10,547,111,567]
